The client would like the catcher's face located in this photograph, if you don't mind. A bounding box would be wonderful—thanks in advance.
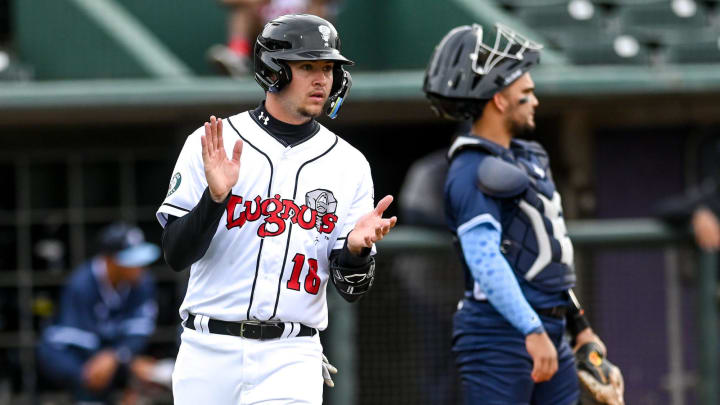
[280,60,334,122]
[501,73,539,137]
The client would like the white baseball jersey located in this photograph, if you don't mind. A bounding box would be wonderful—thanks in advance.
[156,110,375,330]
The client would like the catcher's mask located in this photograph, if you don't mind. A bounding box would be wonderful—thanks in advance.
[423,23,542,121]
[254,14,354,119]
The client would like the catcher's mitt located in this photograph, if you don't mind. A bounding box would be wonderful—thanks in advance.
[576,342,624,405]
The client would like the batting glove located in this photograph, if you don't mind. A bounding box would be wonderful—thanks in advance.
[322,353,338,387]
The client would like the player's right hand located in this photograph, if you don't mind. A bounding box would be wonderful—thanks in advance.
[201,115,243,203]
[525,331,558,383]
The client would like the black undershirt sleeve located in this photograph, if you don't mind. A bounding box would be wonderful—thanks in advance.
[333,244,372,267]
[162,187,229,271]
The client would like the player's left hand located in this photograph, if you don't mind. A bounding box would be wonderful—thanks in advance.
[574,327,607,356]
[347,195,397,255]
[321,353,338,387]
[575,342,625,405]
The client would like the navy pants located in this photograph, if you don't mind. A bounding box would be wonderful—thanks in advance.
[453,299,579,405]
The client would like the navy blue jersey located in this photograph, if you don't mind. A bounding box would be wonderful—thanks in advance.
[37,258,157,387]
[445,135,575,309]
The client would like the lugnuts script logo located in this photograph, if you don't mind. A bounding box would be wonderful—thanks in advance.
[225,189,338,238]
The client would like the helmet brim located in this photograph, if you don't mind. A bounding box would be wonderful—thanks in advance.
[274,49,354,65]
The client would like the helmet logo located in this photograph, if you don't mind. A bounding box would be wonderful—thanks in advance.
[503,69,523,86]
[318,25,331,46]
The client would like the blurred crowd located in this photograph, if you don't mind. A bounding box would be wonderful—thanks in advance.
[207,0,337,77]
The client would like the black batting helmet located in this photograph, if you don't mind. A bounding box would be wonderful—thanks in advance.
[423,23,542,121]
[254,14,354,119]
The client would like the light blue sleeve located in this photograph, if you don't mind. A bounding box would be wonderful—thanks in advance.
[458,222,544,336]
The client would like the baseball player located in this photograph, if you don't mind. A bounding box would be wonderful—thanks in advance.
[36,222,160,403]
[156,14,396,404]
[423,24,624,404]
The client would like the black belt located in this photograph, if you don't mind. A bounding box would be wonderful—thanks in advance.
[535,306,568,319]
[185,314,317,340]
[467,298,568,320]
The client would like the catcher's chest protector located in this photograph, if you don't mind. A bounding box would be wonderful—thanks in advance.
[449,135,576,293]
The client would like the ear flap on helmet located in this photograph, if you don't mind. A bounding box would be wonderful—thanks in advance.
[326,68,352,119]
[255,46,293,92]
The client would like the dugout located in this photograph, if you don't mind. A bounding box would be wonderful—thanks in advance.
[1,1,720,404]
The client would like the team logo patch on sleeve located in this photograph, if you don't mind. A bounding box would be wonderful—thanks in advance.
[166,173,181,197]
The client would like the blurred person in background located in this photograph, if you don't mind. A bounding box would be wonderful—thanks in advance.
[394,144,464,405]
[655,177,720,252]
[208,0,336,77]
[423,24,624,405]
[36,222,165,404]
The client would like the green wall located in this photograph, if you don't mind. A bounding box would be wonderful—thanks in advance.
[14,0,147,79]
[338,0,475,71]
[13,0,476,79]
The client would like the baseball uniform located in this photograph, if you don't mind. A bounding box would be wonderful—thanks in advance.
[37,223,159,403]
[156,103,376,404]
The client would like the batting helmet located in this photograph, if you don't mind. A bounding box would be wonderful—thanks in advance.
[423,23,542,121]
[254,14,354,119]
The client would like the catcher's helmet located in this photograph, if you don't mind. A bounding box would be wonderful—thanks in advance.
[423,23,542,121]
[254,14,354,119]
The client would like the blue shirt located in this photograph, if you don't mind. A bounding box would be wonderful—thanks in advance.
[38,257,157,386]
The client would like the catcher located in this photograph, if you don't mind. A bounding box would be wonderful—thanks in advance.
[423,22,624,405]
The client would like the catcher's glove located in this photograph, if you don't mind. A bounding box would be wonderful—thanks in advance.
[576,342,624,405]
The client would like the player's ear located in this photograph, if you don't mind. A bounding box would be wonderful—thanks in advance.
[491,92,508,113]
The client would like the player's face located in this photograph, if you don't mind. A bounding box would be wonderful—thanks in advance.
[107,257,144,285]
[281,60,334,121]
[502,73,539,137]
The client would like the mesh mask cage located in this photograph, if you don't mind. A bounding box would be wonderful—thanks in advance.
[470,23,543,75]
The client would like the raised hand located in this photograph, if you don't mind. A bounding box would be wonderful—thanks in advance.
[201,116,243,202]
[347,195,398,255]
